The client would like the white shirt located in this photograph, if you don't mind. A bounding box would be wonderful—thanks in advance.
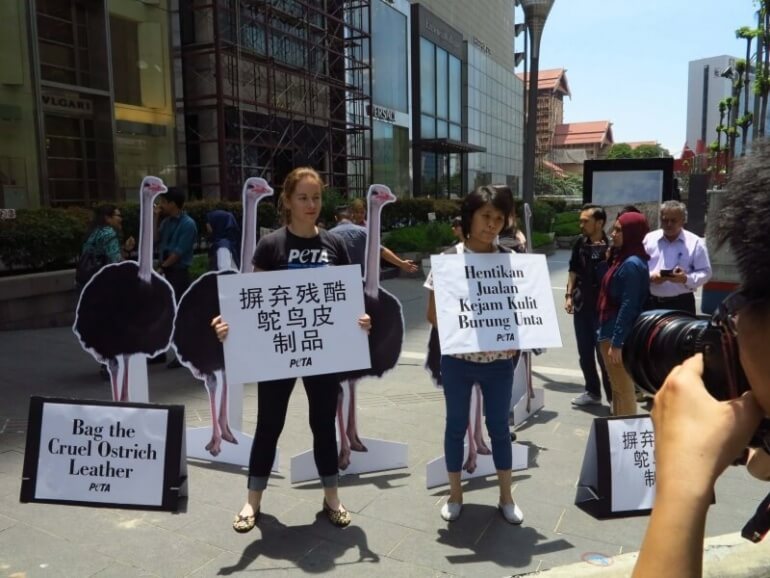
[643,228,712,297]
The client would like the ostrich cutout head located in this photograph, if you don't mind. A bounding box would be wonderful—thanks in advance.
[368,184,396,210]
[141,176,167,200]
[240,177,274,272]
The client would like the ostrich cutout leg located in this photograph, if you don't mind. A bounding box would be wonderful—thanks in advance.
[218,370,238,445]
[203,373,224,456]
[346,379,367,452]
[337,384,352,470]
[463,386,480,474]
[472,384,492,455]
[120,354,131,402]
[106,358,120,402]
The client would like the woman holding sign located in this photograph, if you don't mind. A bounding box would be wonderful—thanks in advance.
[212,167,371,532]
[425,185,524,525]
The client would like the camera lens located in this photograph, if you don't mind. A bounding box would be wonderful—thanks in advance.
[623,309,710,395]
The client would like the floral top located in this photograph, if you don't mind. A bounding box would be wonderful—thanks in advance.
[83,226,121,263]
[424,243,516,363]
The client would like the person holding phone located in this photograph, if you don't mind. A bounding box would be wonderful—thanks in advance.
[643,201,712,315]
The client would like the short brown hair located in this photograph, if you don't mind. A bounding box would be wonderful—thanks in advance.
[278,167,324,224]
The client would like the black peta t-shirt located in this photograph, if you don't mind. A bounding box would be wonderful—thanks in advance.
[252,226,351,271]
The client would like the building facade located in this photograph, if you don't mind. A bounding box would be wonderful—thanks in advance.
[0,0,177,208]
[686,55,736,152]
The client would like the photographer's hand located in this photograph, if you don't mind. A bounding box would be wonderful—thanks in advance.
[633,354,762,578]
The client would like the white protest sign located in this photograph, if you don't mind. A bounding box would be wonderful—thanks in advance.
[431,253,562,354]
[608,416,656,512]
[34,403,169,506]
[218,265,371,383]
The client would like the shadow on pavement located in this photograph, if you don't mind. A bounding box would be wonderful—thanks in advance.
[217,512,379,575]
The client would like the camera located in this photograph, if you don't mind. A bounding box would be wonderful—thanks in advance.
[623,309,745,400]
[623,309,770,449]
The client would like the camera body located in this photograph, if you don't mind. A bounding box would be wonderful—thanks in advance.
[623,310,746,400]
[624,309,769,449]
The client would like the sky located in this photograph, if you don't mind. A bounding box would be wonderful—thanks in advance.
[525,0,760,156]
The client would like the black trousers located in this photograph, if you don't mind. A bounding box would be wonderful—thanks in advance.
[163,267,191,304]
[646,292,696,315]
[249,374,340,483]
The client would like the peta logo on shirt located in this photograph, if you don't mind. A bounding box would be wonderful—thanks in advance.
[288,248,330,268]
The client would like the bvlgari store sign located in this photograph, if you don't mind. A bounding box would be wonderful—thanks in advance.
[41,91,94,116]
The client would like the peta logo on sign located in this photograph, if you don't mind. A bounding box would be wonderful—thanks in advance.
[288,249,329,267]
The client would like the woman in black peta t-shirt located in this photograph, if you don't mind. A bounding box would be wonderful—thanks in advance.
[212,167,371,531]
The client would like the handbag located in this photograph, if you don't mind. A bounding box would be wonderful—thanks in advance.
[75,249,108,286]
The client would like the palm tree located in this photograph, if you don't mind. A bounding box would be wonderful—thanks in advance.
[759,1,770,137]
[717,99,728,152]
[736,26,756,154]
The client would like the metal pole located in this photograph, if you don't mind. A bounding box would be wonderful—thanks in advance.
[522,24,543,206]
[521,0,553,207]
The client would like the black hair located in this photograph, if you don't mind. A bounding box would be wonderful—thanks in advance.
[335,205,350,219]
[460,185,514,239]
[161,187,186,209]
[581,203,607,224]
[713,139,770,303]
[86,204,118,238]
[618,205,641,216]
[452,216,462,227]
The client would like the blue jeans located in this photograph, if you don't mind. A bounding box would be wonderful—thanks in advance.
[573,308,611,402]
[440,355,514,472]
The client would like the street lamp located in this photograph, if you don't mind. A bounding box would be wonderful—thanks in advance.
[520,0,554,206]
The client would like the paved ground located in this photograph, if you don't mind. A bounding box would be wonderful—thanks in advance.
[1,249,769,577]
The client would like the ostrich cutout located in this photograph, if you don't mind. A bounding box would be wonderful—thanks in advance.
[173,177,274,464]
[510,202,545,425]
[290,184,408,483]
[73,176,175,403]
[336,184,405,470]
[425,297,492,475]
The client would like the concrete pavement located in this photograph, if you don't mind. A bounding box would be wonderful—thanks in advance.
[1,249,769,577]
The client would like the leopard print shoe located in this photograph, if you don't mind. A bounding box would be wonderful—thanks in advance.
[323,500,351,528]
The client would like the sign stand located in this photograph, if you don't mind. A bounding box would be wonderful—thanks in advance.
[510,352,545,425]
[575,415,657,518]
[290,381,407,483]
[21,397,187,511]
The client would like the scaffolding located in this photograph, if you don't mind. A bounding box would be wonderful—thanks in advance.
[174,0,372,200]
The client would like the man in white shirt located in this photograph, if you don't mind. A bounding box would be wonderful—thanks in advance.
[643,200,712,315]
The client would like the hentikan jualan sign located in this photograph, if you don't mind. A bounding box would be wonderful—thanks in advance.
[21,397,186,510]
[218,265,370,383]
[430,253,562,354]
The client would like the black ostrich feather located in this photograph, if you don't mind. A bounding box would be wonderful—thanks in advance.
[74,262,175,361]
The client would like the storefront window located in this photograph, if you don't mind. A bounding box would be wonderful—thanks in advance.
[436,47,448,120]
[110,17,141,106]
[449,55,461,123]
[420,38,435,115]
[372,0,408,113]
[373,121,410,196]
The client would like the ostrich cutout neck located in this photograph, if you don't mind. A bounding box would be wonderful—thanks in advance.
[240,177,274,272]
[364,185,396,298]
[139,176,166,282]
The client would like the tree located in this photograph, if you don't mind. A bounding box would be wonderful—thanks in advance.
[736,26,756,155]
[605,143,634,159]
[756,1,770,137]
[632,143,671,158]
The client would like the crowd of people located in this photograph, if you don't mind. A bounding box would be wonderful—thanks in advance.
[73,139,770,576]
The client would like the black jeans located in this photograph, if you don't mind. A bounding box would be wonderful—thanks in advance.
[574,307,612,402]
[646,293,696,315]
[248,374,340,490]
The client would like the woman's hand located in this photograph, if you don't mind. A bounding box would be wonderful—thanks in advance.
[124,236,136,253]
[211,315,229,342]
[358,313,372,334]
[607,345,623,365]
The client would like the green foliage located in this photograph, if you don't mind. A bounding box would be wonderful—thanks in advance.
[189,253,209,281]
[531,201,555,232]
[383,222,457,253]
[534,172,582,197]
[606,143,635,159]
[531,232,554,248]
[553,211,579,226]
[379,198,462,229]
[607,143,670,159]
[0,207,91,270]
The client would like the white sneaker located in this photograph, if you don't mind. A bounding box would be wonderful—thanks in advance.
[440,501,462,521]
[498,502,524,525]
[571,392,601,406]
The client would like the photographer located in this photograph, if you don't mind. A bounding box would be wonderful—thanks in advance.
[633,141,770,577]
